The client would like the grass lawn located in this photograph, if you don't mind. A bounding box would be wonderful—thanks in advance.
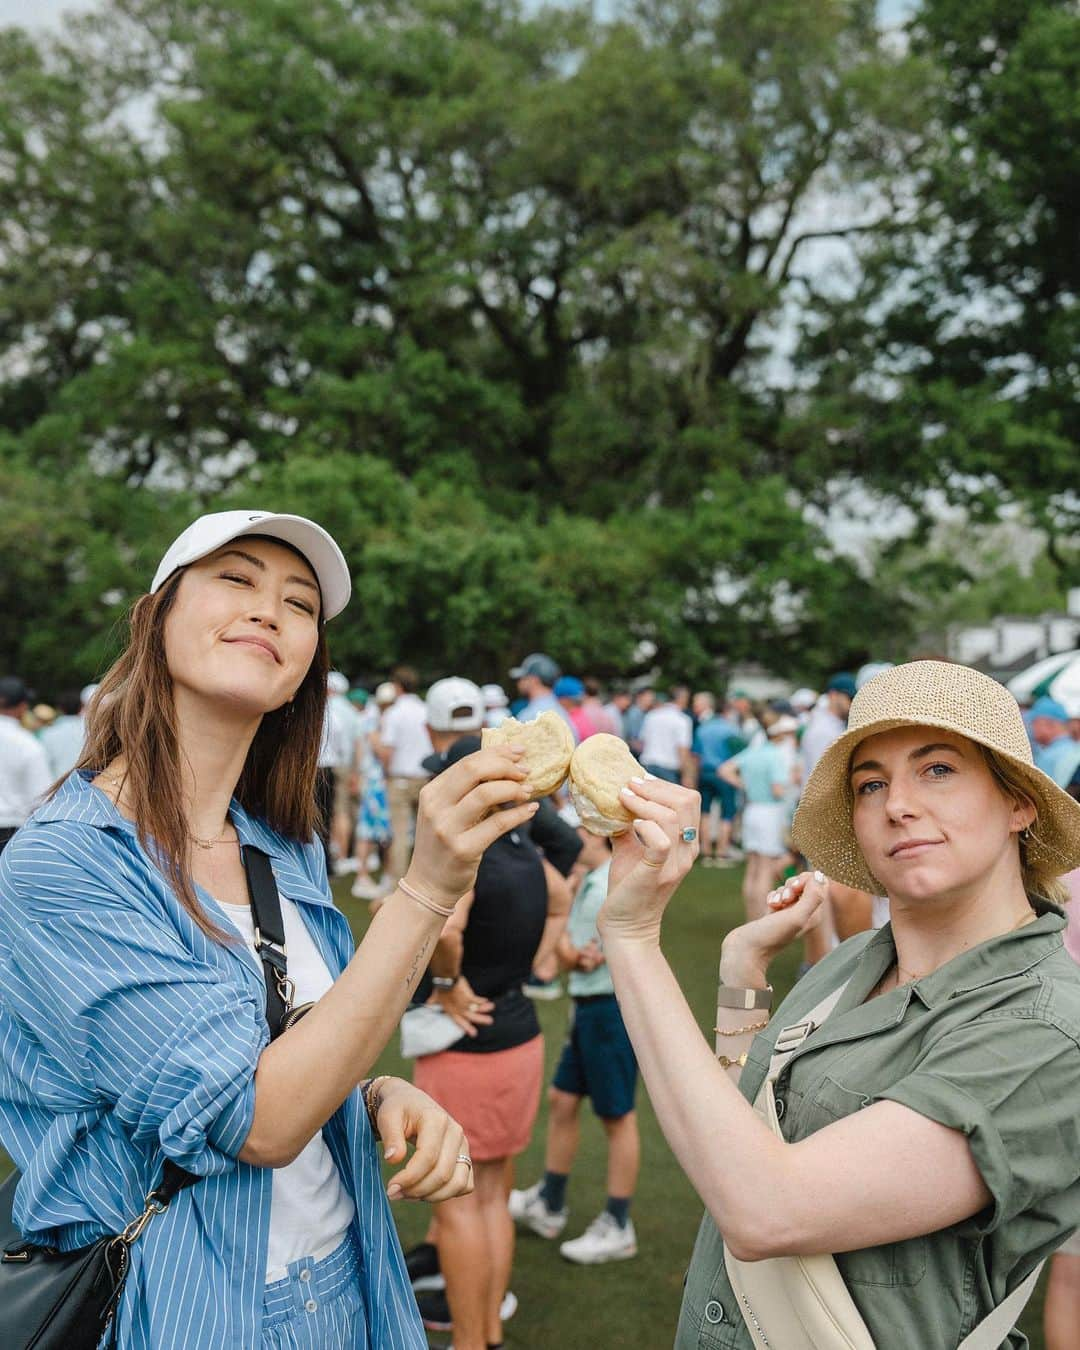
[0,860,1051,1347]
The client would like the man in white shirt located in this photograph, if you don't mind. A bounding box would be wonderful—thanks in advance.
[639,685,694,785]
[378,665,433,888]
[0,677,52,852]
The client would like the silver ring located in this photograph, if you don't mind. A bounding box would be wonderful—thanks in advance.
[457,1154,473,1169]
[681,827,698,843]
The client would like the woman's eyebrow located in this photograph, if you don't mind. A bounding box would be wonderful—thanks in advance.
[850,742,963,779]
[217,548,319,593]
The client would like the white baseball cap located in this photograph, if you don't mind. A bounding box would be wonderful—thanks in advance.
[327,671,349,695]
[426,677,485,732]
[150,511,351,620]
[767,715,800,738]
[481,683,509,708]
[790,687,817,711]
[374,681,398,706]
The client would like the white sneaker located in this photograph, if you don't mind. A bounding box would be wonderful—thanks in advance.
[445,1291,517,1348]
[559,1212,638,1265]
[366,853,381,873]
[350,875,381,900]
[508,1181,567,1239]
[335,856,359,875]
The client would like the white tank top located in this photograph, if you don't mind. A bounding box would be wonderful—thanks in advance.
[218,895,356,1281]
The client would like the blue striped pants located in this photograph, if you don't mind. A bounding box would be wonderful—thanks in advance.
[262,1232,370,1349]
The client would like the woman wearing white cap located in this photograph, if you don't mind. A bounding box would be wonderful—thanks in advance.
[0,511,539,1349]
[596,660,1080,1349]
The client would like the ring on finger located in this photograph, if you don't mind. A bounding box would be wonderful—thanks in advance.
[457,1154,473,1169]
[681,827,698,843]
[639,857,664,869]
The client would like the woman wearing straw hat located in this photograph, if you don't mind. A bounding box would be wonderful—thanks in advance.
[0,510,539,1349]
[597,660,1080,1348]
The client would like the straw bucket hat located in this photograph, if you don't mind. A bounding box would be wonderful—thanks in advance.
[792,660,1080,894]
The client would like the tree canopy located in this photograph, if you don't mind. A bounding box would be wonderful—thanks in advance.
[1,0,1075,691]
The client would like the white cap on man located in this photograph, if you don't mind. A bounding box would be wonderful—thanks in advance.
[150,510,351,620]
[426,678,485,732]
[481,683,509,709]
[327,671,349,695]
[767,715,800,738]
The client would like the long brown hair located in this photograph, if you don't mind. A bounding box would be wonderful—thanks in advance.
[70,568,330,940]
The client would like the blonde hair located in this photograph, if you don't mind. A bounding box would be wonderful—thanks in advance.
[981,747,1069,906]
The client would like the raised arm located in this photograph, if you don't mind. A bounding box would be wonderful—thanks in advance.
[598,781,991,1260]
[239,746,533,1167]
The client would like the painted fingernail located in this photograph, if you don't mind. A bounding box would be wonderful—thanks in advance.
[644,772,659,780]
[630,776,646,785]
[527,802,539,813]
[813,870,826,884]
[387,1183,402,1199]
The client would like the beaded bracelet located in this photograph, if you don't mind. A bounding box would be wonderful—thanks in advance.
[360,1074,391,1138]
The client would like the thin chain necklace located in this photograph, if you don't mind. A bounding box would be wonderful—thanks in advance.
[879,907,1038,996]
[93,772,237,850]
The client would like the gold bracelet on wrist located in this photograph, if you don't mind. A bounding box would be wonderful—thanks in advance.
[718,1051,749,1071]
[713,1019,768,1037]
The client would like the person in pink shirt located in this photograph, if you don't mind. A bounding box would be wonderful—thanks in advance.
[555,676,598,742]
[582,678,617,737]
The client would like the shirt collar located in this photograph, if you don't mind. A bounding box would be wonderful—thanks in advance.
[36,772,329,907]
[863,898,1066,1011]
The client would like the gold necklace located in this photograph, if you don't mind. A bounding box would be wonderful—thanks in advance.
[93,773,235,850]
[884,906,1038,994]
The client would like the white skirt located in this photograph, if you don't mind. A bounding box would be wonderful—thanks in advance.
[741,802,787,857]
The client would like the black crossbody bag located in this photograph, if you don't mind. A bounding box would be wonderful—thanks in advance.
[0,844,310,1349]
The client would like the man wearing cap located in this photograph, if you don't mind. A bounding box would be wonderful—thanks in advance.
[510,653,575,732]
[555,676,597,742]
[378,666,434,893]
[800,671,857,778]
[0,677,52,853]
[481,684,509,729]
[1029,696,1080,789]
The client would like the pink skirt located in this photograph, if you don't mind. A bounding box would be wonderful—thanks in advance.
[414,1035,544,1161]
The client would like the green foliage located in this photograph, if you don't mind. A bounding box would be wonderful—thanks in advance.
[1,0,1072,692]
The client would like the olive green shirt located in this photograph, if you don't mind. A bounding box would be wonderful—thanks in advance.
[677,901,1080,1350]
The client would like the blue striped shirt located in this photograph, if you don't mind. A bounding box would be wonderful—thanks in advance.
[0,771,425,1349]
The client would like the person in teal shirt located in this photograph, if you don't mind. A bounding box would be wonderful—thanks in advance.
[509,827,640,1266]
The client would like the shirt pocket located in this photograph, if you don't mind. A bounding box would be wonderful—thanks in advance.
[804,1074,929,1289]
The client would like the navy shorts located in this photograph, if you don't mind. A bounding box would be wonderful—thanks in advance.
[698,771,738,820]
[552,994,638,1120]
[642,764,680,784]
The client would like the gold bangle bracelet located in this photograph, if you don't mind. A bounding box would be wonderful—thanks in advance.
[713,1019,768,1037]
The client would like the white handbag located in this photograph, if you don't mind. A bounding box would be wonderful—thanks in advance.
[721,981,1043,1349]
[399,1003,463,1059]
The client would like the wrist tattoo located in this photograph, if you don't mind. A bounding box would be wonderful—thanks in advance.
[405,937,432,988]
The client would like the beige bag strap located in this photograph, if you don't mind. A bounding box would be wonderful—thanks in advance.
[728,979,1043,1348]
[955,1261,1043,1350]
[761,982,850,1087]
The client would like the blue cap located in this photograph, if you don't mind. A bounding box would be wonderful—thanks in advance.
[1030,695,1069,722]
[826,672,858,698]
[554,675,585,700]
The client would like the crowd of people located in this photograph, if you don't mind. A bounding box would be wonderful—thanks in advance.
[2,510,1080,1350]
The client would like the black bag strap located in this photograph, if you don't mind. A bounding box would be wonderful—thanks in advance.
[241,844,290,1040]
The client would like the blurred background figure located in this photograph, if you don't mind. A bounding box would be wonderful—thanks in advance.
[37,688,85,778]
[639,685,694,785]
[554,675,595,742]
[482,683,510,728]
[0,677,51,854]
[351,680,396,903]
[379,665,433,894]
[691,693,743,867]
[510,652,573,730]
[622,686,654,756]
[720,714,800,920]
